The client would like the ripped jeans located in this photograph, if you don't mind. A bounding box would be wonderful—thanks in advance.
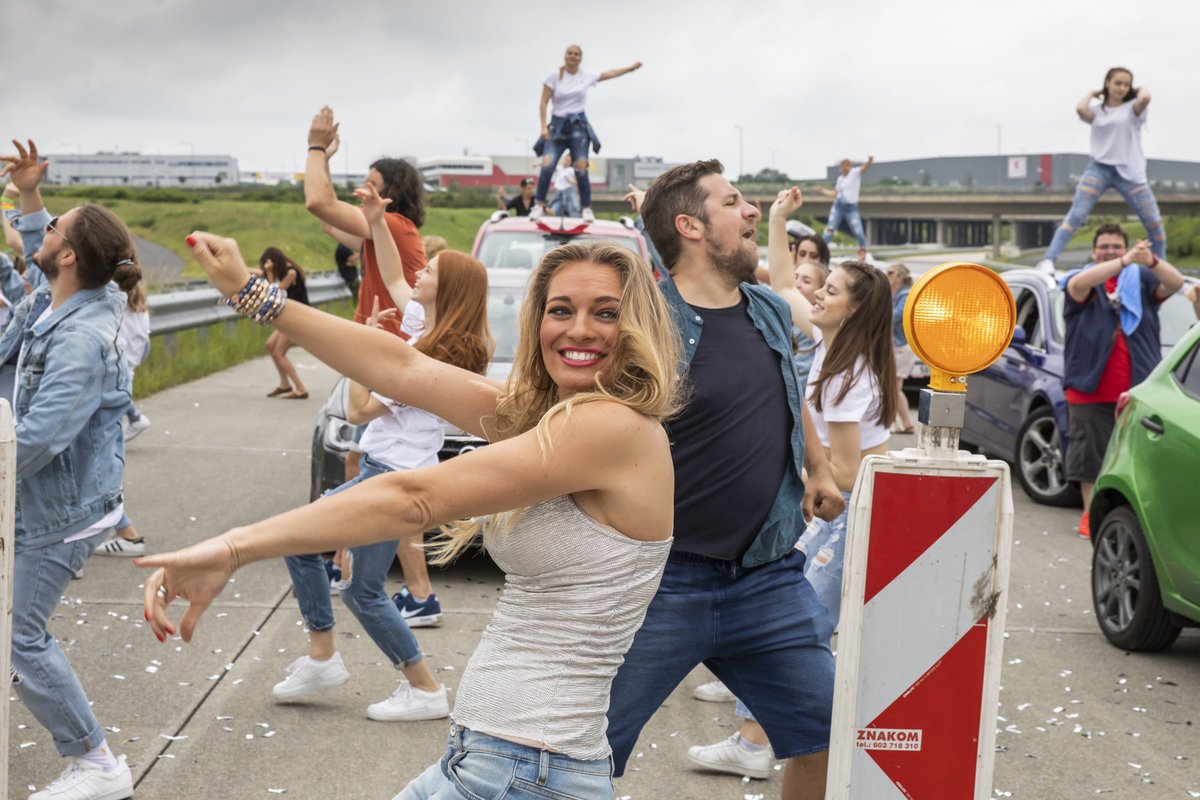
[1044,160,1165,262]
[822,200,868,249]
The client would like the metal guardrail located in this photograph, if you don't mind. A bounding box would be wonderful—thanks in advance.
[148,272,352,336]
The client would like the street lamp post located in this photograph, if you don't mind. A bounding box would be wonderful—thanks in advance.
[734,124,744,182]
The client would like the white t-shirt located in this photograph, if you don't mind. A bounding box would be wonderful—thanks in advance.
[357,326,445,471]
[835,166,864,205]
[806,329,889,451]
[1089,100,1148,184]
[121,308,151,372]
[401,300,424,339]
[544,69,600,116]
[552,164,577,192]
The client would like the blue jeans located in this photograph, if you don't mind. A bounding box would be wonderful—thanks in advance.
[396,726,614,800]
[283,454,424,668]
[796,490,853,633]
[12,536,106,757]
[535,118,592,209]
[823,200,868,248]
[1045,160,1166,261]
[551,186,581,217]
[606,549,834,773]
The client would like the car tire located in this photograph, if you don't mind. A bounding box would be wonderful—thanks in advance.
[1091,506,1182,651]
[1014,406,1081,507]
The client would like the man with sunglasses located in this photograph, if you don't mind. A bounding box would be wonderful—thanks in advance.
[1,139,138,800]
[1060,222,1184,538]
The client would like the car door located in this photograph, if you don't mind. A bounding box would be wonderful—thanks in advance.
[1133,334,1200,606]
[967,283,1043,454]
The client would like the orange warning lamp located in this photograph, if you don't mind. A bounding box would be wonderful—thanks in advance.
[902,263,1016,393]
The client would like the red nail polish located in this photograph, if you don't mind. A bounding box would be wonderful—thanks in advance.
[144,611,149,621]
[156,632,164,642]
[185,235,197,247]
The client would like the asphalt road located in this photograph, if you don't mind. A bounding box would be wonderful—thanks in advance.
[5,344,1199,800]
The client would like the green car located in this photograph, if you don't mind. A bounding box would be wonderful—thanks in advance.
[1089,317,1200,651]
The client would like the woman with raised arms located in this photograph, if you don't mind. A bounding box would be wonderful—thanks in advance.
[138,232,680,800]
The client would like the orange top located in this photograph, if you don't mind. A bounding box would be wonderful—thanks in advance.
[356,212,425,338]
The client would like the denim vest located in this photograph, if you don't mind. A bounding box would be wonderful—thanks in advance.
[1062,266,1162,394]
[892,287,910,347]
[0,283,130,550]
[658,271,808,568]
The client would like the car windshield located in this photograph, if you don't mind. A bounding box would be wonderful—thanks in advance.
[476,231,639,271]
[488,282,524,363]
[1049,284,1198,348]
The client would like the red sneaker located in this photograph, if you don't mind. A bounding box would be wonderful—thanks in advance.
[1076,510,1090,540]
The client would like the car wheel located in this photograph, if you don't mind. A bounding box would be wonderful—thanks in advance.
[1091,506,1182,651]
[1014,406,1081,507]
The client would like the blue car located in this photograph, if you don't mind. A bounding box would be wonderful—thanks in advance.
[960,269,1198,507]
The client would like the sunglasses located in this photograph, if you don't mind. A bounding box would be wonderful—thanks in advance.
[45,216,74,248]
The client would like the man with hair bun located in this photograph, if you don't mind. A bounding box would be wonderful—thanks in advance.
[0,139,137,800]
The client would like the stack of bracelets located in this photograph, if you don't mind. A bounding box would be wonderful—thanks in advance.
[224,275,287,324]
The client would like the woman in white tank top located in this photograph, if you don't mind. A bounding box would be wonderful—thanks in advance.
[141,234,682,800]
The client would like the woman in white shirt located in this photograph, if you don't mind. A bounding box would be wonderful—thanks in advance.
[550,153,581,217]
[530,44,642,223]
[1039,67,1163,272]
[816,155,873,258]
[767,187,898,629]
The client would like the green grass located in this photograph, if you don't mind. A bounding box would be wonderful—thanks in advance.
[38,191,494,284]
[132,298,355,398]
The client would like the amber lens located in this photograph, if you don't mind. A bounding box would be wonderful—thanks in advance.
[904,263,1015,375]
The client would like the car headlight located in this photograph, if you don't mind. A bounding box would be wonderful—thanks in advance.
[323,418,358,452]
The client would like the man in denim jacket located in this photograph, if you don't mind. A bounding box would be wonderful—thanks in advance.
[0,140,137,800]
[608,161,843,800]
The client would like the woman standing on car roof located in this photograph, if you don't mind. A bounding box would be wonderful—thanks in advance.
[529,44,643,223]
[141,229,679,799]
[688,187,898,777]
[269,183,493,724]
[1038,67,1164,273]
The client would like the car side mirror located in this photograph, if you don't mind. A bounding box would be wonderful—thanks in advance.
[1011,325,1027,347]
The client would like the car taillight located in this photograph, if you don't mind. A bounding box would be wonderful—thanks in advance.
[1115,392,1131,419]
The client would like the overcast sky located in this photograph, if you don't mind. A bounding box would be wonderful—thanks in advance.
[7,0,1198,180]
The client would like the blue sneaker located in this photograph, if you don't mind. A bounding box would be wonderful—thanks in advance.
[323,558,342,584]
[392,587,443,627]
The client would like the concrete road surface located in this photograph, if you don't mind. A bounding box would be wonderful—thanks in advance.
[5,349,1199,799]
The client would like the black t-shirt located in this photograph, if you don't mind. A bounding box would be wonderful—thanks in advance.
[505,194,535,217]
[284,267,309,306]
[666,295,791,560]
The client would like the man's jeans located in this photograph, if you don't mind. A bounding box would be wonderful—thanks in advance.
[551,186,581,218]
[12,536,106,757]
[823,200,868,248]
[284,454,424,668]
[1045,160,1166,261]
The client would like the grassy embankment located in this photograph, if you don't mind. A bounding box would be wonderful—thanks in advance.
[31,189,496,396]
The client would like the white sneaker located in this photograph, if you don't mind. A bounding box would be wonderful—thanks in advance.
[272,653,349,701]
[366,682,449,722]
[124,415,151,441]
[581,207,596,222]
[30,755,133,800]
[1036,258,1055,275]
[692,679,735,702]
[95,533,146,557]
[528,204,545,220]
[687,734,772,780]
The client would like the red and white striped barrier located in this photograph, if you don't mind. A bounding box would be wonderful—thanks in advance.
[827,445,1014,800]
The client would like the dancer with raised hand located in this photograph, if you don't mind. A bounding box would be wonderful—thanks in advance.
[817,155,873,260]
[687,186,898,783]
[274,195,490,720]
[1038,67,1163,273]
[303,106,425,337]
[140,232,680,800]
[530,44,642,222]
[605,162,844,800]
[0,139,136,800]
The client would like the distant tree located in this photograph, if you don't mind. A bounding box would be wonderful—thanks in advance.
[963,172,974,189]
[178,176,187,185]
[215,172,226,185]
[739,167,790,183]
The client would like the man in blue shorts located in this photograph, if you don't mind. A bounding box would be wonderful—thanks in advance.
[608,160,843,800]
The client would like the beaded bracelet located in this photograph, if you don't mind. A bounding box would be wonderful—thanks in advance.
[222,275,287,325]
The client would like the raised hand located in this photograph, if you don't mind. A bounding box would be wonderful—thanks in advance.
[623,183,646,213]
[308,106,340,150]
[325,133,340,161]
[137,536,240,643]
[1127,239,1154,266]
[770,186,804,219]
[352,181,393,227]
[365,295,399,330]
[185,232,254,296]
[0,139,49,191]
